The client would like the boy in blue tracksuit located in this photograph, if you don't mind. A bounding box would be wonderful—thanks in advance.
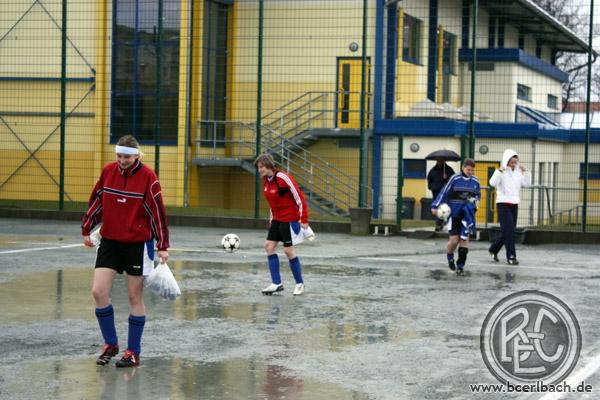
[431,159,480,275]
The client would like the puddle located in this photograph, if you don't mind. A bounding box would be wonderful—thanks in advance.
[2,357,370,400]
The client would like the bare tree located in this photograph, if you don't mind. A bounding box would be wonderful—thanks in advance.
[533,0,592,109]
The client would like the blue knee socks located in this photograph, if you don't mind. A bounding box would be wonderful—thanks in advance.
[268,254,281,284]
[289,257,303,284]
[128,314,146,355]
[95,304,118,346]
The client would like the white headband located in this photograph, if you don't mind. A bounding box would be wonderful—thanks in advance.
[115,145,139,155]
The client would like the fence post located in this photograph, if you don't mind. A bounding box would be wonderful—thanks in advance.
[582,0,594,232]
[59,0,67,210]
[254,0,264,219]
[358,0,369,208]
[396,137,404,229]
[485,186,491,228]
[468,0,479,159]
[213,122,217,157]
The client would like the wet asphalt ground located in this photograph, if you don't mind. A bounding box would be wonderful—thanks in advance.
[0,218,599,400]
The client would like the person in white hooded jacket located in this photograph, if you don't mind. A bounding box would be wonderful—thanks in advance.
[488,149,531,265]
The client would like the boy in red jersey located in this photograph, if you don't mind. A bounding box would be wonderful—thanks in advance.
[255,154,309,296]
[82,135,169,367]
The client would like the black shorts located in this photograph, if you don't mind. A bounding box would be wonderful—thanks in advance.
[95,238,155,276]
[448,217,463,237]
[267,220,293,247]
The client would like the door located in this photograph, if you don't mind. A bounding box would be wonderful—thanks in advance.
[337,58,370,129]
[474,162,499,224]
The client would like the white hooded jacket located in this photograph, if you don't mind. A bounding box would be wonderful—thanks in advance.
[488,149,531,204]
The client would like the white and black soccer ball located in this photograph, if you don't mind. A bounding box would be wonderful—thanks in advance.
[221,233,240,253]
[437,203,451,220]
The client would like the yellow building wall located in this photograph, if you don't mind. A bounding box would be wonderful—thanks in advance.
[579,180,600,203]
[229,0,377,123]
[0,0,194,207]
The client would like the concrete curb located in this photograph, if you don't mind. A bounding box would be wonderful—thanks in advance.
[1,208,598,244]
[0,207,351,234]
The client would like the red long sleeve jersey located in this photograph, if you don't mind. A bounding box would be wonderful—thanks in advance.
[262,171,308,224]
[81,160,170,250]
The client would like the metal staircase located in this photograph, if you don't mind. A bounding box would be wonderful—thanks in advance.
[193,91,372,217]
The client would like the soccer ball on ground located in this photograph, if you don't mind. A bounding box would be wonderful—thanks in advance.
[221,233,240,252]
[436,203,451,220]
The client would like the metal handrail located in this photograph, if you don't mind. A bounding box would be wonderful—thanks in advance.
[262,90,373,135]
[196,120,256,159]
[262,90,373,122]
[261,126,371,211]
[482,184,600,228]
[265,93,329,128]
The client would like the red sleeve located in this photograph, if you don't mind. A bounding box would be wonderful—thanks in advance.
[145,175,170,250]
[277,173,309,224]
[81,171,105,236]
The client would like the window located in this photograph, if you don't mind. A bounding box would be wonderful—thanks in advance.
[580,163,600,179]
[111,0,181,144]
[201,0,230,147]
[488,17,496,48]
[517,84,531,101]
[518,31,525,50]
[402,14,421,64]
[497,19,505,48]
[547,94,559,110]
[403,159,427,179]
[442,31,457,75]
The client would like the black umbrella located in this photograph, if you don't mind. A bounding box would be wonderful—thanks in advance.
[425,149,461,162]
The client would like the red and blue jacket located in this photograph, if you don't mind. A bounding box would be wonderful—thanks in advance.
[81,160,170,250]
[262,171,309,224]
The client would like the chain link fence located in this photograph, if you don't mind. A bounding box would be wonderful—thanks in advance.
[0,0,598,231]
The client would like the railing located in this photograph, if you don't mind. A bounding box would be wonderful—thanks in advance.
[194,88,376,215]
[482,185,600,230]
[261,124,372,213]
[196,120,256,159]
[262,91,373,141]
[194,119,372,215]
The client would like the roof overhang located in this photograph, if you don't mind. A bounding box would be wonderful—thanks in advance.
[480,0,591,54]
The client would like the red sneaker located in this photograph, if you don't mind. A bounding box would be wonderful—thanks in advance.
[96,344,119,366]
[115,349,140,368]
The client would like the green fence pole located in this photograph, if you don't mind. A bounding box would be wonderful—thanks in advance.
[583,0,594,233]
[358,0,368,208]
[396,137,404,229]
[59,0,67,210]
[254,0,264,219]
[154,0,164,175]
[468,0,478,159]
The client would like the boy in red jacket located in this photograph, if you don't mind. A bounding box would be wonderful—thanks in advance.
[82,135,169,368]
[255,154,309,296]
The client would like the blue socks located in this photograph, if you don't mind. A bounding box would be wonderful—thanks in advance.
[447,253,454,263]
[95,306,146,354]
[268,254,304,284]
[289,257,303,284]
[128,314,146,355]
[268,254,282,284]
[95,304,118,346]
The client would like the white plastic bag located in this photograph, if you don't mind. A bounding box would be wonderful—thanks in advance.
[144,262,181,301]
[90,225,102,247]
[290,222,316,245]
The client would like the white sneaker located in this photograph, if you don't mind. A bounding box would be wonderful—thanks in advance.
[261,283,284,295]
[293,283,305,296]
